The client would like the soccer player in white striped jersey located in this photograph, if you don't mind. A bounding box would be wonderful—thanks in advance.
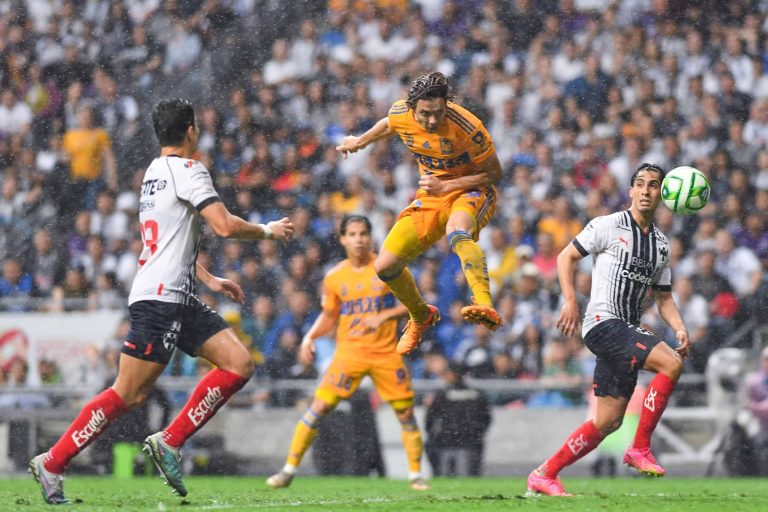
[527,163,690,496]
[30,98,293,504]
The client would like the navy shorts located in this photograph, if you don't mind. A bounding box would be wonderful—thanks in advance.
[123,299,230,365]
[584,319,664,399]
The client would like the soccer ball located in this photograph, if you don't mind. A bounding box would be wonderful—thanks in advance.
[661,166,710,215]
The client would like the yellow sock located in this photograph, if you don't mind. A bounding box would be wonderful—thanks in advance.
[380,267,429,322]
[449,230,492,306]
[285,410,320,468]
[401,427,423,475]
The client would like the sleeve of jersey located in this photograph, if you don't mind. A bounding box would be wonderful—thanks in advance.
[320,275,341,316]
[572,216,609,256]
[387,100,409,133]
[451,106,495,164]
[175,161,220,211]
[652,266,672,292]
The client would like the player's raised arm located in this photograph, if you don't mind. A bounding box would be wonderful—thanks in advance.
[200,202,293,241]
[556,242,584,337]
[655,290,690,358]
[335,116,393,158]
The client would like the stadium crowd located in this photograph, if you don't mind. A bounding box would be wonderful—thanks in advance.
[1,0,768,407]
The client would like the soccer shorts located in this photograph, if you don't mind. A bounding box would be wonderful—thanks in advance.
[584,319,663,399]
[315,354,413,405]
[383,185,497,261]
[123,299,230,365]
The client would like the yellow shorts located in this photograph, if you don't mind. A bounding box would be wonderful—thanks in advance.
[315,354,413,405]
[383,185,496,261]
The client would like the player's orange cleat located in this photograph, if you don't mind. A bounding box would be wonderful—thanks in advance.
[526,469,573,497]
[396,305,440,355]
[461,303,503,330]
[623,446,665,477]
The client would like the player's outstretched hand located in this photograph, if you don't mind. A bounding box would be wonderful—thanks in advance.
[557,299,580,338]
[418,174,446,196]
[675,329,690,358]
[335,136,362,159]
[209,277,244,304]
[298,337,315,366]
[267,217,294,241]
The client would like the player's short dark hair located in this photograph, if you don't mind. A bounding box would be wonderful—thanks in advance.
[340,215,372,235]
[152,98,195,147]
[630,162,666,186]
[406,71,454,109]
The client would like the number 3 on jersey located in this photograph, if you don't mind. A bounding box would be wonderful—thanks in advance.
[138,220,159,266]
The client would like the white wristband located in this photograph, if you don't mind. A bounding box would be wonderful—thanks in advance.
[260,223,273,239]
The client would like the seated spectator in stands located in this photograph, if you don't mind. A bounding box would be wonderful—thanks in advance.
[509,324,544,379]
[51,266,91,312]
[532,232,559,286]
[89,271,124,311]
[537,197,582,252]
[436,300,475,360]
[31,228,64,299]
[455,325,497,379]
[672,277,710,373]
[530,339,582,407]
[0,258,34,312]
[484,225,518,296]
[266,328,316,407]
[263,291,317,358]
[746,346,768,475]
[0,89,33,138]
[492,351,517,379]
[242,295,275,360]
[425,362,491,477]
[90,190,129,248]
[693,245,732,301]
[733,211,768,261]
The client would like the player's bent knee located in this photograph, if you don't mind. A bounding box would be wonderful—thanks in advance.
[595,416,622,435]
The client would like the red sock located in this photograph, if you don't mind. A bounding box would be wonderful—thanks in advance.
[162,369,247,448]
[44,388,127,473]
[541,420,604,477]
[633,373,676,449]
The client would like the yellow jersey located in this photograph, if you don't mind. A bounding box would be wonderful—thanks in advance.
[62,128,112,180]
[387,100,495,185]
[321,255,398,359]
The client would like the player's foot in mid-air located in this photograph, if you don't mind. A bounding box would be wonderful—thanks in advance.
[526,468,573,497]
[266,470,294,489]
[29,453,69,505]
[461,303,503,330]
[623,446,665,477]
[396,305,440,355]
[143,432,188,497]
[409,477,431,491]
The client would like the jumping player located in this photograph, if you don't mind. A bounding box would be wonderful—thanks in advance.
[527,163,689,496]
[266,215,429,491]
[29,98,293,504]
[336,72,504,355]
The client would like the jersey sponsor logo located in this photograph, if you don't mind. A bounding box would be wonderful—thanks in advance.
[72,408,107,447]
[401,134,414,147]
[389,103,409,115]
[339,294,395,316]
[567,433,588,456]
[439,138,454,154]
[413,151,471,170]
[141,179,166,197]
[184,160,195,168]
[139,200,155,212]
[621,269,654,285]
[187,386,223,426]
[630,256,654,269]
[644,387,657,412]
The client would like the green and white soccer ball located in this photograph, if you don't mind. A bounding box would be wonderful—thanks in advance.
[661,166,710,215]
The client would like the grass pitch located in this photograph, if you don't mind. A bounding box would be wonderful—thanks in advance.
[3,475,767,511]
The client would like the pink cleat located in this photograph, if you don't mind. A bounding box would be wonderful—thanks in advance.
[526,469,573,497]
[623,446,665,477]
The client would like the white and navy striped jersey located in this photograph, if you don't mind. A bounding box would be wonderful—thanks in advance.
[573,211,672,337]
[128,155,220,306]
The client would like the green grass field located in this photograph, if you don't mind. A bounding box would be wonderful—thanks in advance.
[3,475,767,511]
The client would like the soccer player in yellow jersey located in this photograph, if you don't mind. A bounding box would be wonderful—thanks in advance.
[336,72,504,355]
[266,215,429,491]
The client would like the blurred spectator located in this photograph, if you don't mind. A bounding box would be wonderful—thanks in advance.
[0,258,34,312]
